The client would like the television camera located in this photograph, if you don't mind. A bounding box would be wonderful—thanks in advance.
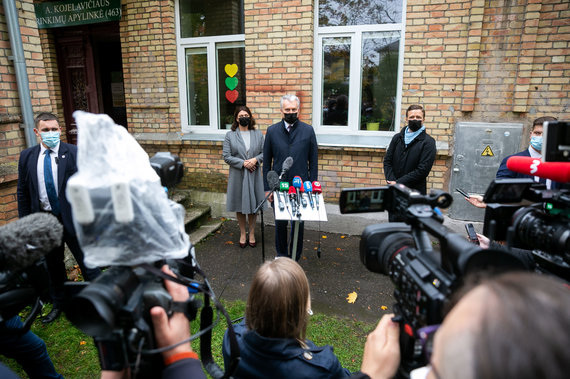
[340,178,569,376]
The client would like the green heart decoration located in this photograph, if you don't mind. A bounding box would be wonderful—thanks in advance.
[225,77,238,90]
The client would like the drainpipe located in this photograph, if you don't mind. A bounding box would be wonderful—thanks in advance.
[3,0,37,147]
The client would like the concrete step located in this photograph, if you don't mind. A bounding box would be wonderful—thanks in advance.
[189,218,224,245]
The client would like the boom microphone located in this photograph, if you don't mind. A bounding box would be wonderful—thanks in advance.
[267,170,280,191]
[279,157,294,180]
[506,156,570,183]
[0,213,63,272]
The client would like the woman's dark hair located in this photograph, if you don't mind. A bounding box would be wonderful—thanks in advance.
[230,105,256,131]
[456,272,570,379]
[245,258,310,346]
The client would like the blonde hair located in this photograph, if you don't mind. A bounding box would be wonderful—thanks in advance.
[246,258,310,346]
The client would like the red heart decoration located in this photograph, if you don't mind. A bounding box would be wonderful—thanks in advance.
[225,90,239,103]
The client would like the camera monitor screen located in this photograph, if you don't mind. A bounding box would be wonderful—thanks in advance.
[482,178,534,204]
[339,187,387,214]
[543,120,570,162]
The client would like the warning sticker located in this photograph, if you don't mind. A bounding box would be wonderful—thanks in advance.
[481,145,494,156]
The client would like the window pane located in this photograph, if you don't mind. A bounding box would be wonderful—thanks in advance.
[217,43,246,129]
[319,0,403,27]
[179,0,244,38]
[322,37,350,126]
[360,32,400,131]
[186,48,209,125]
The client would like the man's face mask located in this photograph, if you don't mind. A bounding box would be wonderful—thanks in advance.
[283,113,298,124]
[41,131,61,149]
[530,136,542,151]
[239,117,251,127]
[408,119,422,132]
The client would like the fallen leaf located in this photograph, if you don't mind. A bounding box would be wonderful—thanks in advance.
[346,292,358,304]
[340,235,346,238]
[381,305,388,310]
[322,235,327,239]
[225,241,234,245]
[336,248,341,251]
[79,341,87,345]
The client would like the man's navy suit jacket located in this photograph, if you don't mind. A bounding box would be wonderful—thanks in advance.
[17,142,78,235]
[496,149,533,179]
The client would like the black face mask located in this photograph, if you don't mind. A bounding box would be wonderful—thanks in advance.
[407,119,422,132]
[283,113,298,125]
[239,117,251,127]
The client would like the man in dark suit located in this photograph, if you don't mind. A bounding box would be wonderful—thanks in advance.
[496,116,557,184]
[263,95,318,260]
[17,112,100,323]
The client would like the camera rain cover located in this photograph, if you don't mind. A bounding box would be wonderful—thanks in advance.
[66,111,190,267]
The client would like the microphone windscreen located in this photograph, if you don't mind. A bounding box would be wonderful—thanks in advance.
[282,157,294,171]
[292,176,302,188]
[0,213,63,272]
[288,187,296,195]
[312,181,322,193]
[506,156,570,183]
[267,170,279,190]
[303,181,312,192]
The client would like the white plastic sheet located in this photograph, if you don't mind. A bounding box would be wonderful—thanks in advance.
[66,111,190,267]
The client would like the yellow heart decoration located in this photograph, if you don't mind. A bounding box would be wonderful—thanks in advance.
[225,64,238,77]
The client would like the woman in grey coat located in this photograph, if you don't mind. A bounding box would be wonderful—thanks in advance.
[223,106,266,248]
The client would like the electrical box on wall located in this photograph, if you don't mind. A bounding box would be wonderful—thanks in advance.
[449,122,524,221]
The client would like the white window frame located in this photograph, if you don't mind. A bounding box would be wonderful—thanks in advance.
[175,0,245,137]
[312,1,407,147]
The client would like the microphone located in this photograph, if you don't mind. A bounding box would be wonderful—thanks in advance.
[312,181,322,210]
[303,181,314,209]
[292,176,305,208]
[267,170,280,191]
[0,213,63,272]
[506,156,570,183]
[279,157,294,180]
[279,182,290,211]
[267,171,283,210]
[288,186,297,214]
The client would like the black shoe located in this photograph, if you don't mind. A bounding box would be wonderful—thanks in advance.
[42,307,62,324]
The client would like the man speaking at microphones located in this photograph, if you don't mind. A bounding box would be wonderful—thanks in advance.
[263,94,318,261]
[16,112,101,324]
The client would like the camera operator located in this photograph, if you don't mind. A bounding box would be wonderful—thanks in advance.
[101,266,206,379]
[354,271,570,379]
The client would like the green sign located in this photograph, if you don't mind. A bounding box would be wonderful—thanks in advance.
[35,0,122,29]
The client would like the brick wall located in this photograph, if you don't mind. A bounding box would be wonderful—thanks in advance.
[0,0,54,224]
[121,0,180,134]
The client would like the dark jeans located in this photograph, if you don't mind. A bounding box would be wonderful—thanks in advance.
[275,220,304,261]
[0,316,63,379]
[45,223,101,307]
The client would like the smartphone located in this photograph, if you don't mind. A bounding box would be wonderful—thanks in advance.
[465,223,479,245]
[455,188,470,198]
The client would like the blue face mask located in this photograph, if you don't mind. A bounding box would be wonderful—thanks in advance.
[41,131,61,149]
[530,136,542,151]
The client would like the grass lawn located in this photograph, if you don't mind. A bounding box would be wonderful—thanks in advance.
[2,300,375,378]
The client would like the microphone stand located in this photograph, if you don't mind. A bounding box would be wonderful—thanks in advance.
[254,188,276,263]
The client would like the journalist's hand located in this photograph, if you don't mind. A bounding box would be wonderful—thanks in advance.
[150,265,193,360]
[476,233,490,249]
[465,194,486,208]
[360,314,400,379]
